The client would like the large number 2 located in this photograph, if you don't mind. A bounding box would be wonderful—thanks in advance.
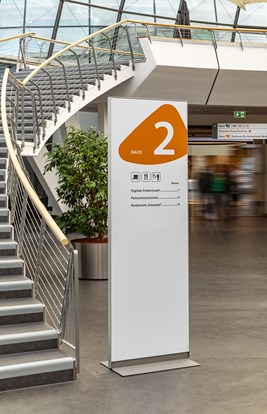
[154,121,175,155]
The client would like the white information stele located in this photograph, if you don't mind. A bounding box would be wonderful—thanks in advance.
[108,97,189,371]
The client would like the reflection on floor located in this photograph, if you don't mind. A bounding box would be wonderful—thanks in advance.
[1,216,267,414]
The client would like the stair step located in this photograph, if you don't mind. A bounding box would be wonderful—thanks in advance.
[0,209,9,224]
[0,149,7,158]
[0,349,74,391]
[0,183,6,195]
[0,225,13,240]
[0,171,6,182]
[0,159,7,170]
[0,240,17,256]
[0,275,32,299]
[0,257,24,276]
[0,298,44,325]
[0,196,7,208]
[0,322,58,355]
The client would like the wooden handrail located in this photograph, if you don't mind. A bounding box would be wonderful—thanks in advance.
[128,19,267,34]
[1,69,69,246]
[0,32,36,44]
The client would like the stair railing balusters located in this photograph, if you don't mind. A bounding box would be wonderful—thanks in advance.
[73,249,80,373]
[8,163,18,224]
[102,33,117,80]
[68,49,85,100]
[86,41,101,90]
[23,87,39,151]
[41,68,57,125]
[17,191,28,257]
[34,218,46,297]
[121,25,135,70]
[20,88,25,150]
[54,58,71,112]
[14,82,20,139]
[60,250,74,340]
[28,79,46,141]
[19,37,27,70]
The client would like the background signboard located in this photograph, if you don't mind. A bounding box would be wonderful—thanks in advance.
[108,98,189,366]
[216,123,267,140]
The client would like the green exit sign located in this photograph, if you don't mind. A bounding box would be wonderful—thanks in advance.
[234,111,246,118]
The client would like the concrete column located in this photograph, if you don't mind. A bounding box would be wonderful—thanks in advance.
[98,103,108,134]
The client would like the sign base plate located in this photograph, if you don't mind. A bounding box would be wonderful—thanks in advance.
[101,358,199,377]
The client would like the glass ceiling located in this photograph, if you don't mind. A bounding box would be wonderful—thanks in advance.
[0,0,266,43]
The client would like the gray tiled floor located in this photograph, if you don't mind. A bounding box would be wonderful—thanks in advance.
[1,216,267,413]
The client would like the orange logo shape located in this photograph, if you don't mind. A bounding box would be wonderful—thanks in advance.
[119,104,187,165]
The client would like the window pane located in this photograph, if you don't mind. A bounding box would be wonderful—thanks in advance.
[239,4,267,27]
[57,27,91,42]
[60,3,90,27]
[215,1,236,25]
[187,0,216,23]
[0,29,25,58]
[0,0,24,27]
[123,0,154,15]
[90,7,118,26]
[155,0,180,18]
[25,0,58,27]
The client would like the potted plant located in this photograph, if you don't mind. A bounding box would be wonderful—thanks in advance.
[45,126,108,279]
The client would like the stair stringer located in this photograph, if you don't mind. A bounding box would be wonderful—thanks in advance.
[21,66,135,157]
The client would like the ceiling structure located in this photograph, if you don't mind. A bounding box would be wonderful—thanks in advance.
[1,0,267,46]
[1,0,267,139]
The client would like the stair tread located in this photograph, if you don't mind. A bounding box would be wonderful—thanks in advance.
[0,275,31,283]
[0,322,57,344]
[0,349,74,378]
[0,349,71,365]
[0,256,23,263]
[0,240,17,246]
[0,275,32,289]
[0,297,44,310]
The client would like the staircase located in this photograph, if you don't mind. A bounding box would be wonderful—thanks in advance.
[0,140,75,391]
[0,61,134,155]
[0,61,135,393]
[0,23,143,392]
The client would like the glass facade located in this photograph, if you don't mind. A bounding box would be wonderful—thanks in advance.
[0,0,266,42]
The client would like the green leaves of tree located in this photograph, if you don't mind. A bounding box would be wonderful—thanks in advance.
[45,127,108,240]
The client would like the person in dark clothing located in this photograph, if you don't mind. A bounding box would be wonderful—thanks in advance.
[199,167,212,217]
[210,164,227,220]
